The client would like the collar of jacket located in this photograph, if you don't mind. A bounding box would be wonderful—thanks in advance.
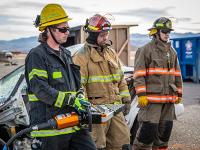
[85,42,105,62]
[43,42,71,57]
[152,38,171,52]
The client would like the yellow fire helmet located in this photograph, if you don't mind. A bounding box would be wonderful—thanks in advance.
[36,4,72,31]
[148,17,173,36]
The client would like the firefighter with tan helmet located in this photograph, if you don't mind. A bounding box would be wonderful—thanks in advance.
[73,14,131,150]
[132,17,183,150]
[25,4,97,150]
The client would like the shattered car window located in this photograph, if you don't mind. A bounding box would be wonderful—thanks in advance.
[0,66,25,103]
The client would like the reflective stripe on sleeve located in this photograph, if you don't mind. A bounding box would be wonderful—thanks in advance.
[29,69,48,81]
[174,70,181,76]
[119,90,130,97]
[54,91,77,108]
[54,91,66,108]
[28,94,39,102]
[135,86,146,94]
[133,70,146,79]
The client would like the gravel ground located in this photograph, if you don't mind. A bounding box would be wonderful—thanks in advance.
[169,82,200,150]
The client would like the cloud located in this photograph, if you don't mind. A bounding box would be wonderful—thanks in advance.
[175,17,192,22]
[113,7,175,21]
[14,1,86,13]
[176,27,200,32]
[191,22,200,25]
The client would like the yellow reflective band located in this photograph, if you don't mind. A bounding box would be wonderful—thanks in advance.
[29,69,48,81]
[87,74,121,83]
[114,101,122,104]
[54,91,77,107]
[120,90,130,97]
[53,72,62,79]
[28,94,39,102]
[54,91,66,108]
[31,126,80,137]
[81,76,88,84]
[88,25,99,31]
[156,23,164,27]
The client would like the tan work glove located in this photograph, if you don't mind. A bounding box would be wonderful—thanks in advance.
[175,97,182,104]
[121,97,131,116]
[138,96,148,107]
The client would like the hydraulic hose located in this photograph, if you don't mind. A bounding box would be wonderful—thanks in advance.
[4,127,32,150]
[4,119,57,150]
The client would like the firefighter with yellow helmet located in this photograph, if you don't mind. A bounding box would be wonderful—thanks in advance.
[25,4,96,150]
[73,14,131,150]
[132,17,183,150]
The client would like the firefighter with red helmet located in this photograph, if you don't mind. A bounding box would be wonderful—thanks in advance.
[73,14,131,150]
[132,17,183,150]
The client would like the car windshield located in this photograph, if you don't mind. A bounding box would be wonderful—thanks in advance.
[0,65,25,103]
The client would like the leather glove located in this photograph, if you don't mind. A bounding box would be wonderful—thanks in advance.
[175,97,182,104]
[138,96,148,107]
[121,97,131,116]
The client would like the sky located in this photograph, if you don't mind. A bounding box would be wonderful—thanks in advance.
[0,0,199,40]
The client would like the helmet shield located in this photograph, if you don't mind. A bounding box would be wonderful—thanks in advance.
[148,17,174,36]
[84,14,112,33]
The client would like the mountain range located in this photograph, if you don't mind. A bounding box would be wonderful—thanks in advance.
[130,32,200,48]
[0,33,200,52]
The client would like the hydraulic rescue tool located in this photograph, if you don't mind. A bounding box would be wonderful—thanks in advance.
[3,88,125,150]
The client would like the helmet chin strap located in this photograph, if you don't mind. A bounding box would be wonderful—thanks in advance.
[48,27,60,45]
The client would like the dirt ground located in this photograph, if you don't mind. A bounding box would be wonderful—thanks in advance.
[169,82,200,150]
[0,54,200,150]
[0,54,26,79]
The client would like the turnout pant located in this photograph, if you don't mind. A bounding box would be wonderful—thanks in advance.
[133,103,175,150]
[92,112,130,150]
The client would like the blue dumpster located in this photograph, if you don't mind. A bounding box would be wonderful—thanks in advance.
[171,36,200,83]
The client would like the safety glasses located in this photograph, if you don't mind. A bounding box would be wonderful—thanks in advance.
[160,29,171,34]
[56,27,70,33]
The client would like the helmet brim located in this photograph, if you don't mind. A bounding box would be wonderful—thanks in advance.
[148,27,174,31]
[39,17,72,31]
